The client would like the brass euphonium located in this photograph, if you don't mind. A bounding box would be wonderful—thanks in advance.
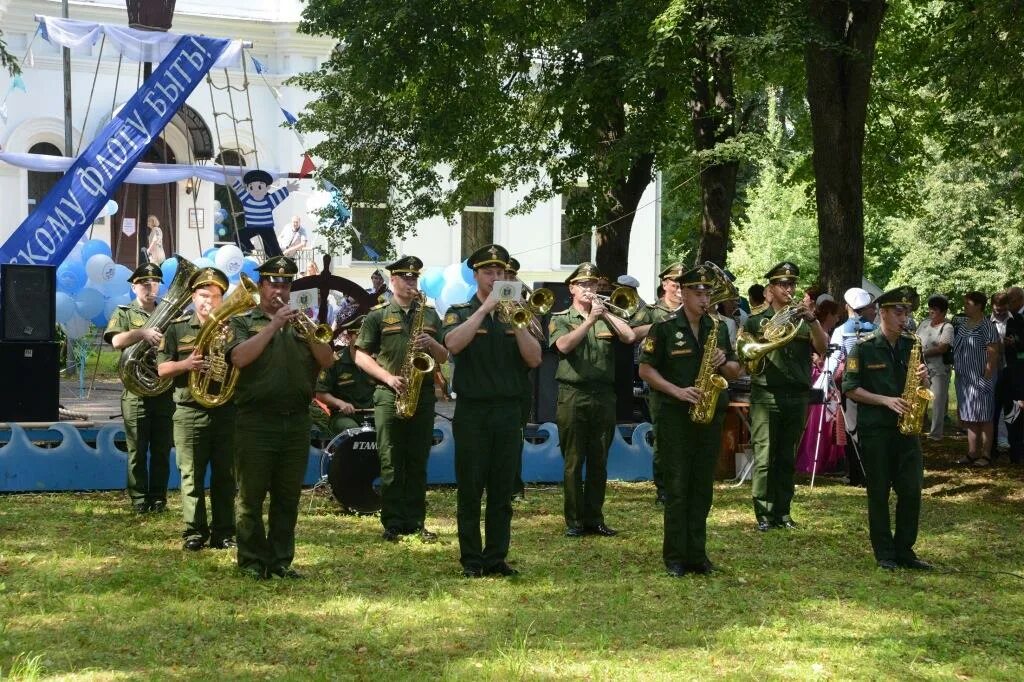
[704,261,740,308]
[897,333,934,435]
[188,274,259,408]
[118,256,199,397]
[736,304,804,375]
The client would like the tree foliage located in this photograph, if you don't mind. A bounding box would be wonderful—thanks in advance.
[1,29,21,77]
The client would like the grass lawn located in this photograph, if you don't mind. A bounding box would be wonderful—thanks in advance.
[1,440,1022,680]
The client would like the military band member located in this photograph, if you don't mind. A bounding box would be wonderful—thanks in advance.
[156,267,236,551]
[639,266,741,576]
[315,315,376,434]
[630,263,685,505]
[842,287,933,570]
[550,263,636,537]
[443,245,542,577]
[504,256,533,500]
[354,256,448,542]
[226,256,335,579]
[741,262,828,531]
[104,263,175,514]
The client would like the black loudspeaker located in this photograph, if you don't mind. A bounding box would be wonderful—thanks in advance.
[1,264,56,341]
[0,341,60,422]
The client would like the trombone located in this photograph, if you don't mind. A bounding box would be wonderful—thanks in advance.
[588,285,640,320]
[499,285,555,331]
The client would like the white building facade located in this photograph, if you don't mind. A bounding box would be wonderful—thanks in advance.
[0,0,661,295]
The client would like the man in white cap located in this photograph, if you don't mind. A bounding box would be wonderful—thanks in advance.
[827,287,877,487]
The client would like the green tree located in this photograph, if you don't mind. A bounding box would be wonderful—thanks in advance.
[1,29,21,76]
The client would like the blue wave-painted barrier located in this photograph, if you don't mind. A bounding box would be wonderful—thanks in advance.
[0,421,654,493]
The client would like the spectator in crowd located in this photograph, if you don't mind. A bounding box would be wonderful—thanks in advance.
[802,286,823,315]
[367,269,392,303]
[796,298,843,475]
[952,291,1000,467]
[1002,287,1024,464]
[748,284,765,311]
[145,215,165,265]
[990,292,1012,454]
[279,216,311,257]
[917,294,954,441]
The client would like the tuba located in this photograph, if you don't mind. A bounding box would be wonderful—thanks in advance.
[736,304,805,375]
[188,274,259,408]
[704,262,740,308]
[118,256,199,397]
[394,292,437,419]
[690,315,730,424]
[897,333,933,435]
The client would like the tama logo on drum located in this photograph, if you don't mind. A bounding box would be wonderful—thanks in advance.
[352,441,378,450]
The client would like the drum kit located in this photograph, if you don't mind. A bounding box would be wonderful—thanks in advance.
[318,410,382,514]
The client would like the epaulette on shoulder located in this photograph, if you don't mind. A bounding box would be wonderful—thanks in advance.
[551,308,570,316]
[171,314,190,323]
[116,304,132,311]
[857,334,875,345]
[370,301,388,311]
[449,302,472,309]
[750,303,769,315]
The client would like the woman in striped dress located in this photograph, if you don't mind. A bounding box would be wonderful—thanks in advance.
[952,291,1000,466]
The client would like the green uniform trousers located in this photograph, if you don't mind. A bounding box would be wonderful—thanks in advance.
[374,389,433,533]
[174,404,236,543]
[647,392,663,494]
[328,413,362,435]
[513,392,531,497]
[658,403,722,565]
[233,410,311,574]
[859,428,923,563]
[454,399,521,571]
[750,397,808,522]
[122,393,174,506]
[556,385,616,529]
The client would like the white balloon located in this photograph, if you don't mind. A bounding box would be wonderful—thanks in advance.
[85,254,116,284]
[214,244,245,277]
[63,315,91,340]
[194,257,215,269]
[213,200,222,211]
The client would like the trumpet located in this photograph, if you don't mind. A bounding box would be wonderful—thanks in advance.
[275,296,333,344]
[588,285,640,320]
[499,285,555,330]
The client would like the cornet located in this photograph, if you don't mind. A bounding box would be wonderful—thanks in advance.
[275,296,333,344]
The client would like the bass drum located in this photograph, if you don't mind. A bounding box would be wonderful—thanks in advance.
[324,423,381,514]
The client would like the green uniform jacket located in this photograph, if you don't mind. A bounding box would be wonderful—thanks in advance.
[104,301,173,402]
[742,308,813,403]
[354,299,443,405]
[630,300,676,327]
[638,314,736,413]
[548,307,616,389]
[441,296,530,399]
[842,330,914,429]
[226,309,320,412]
[156,313,211,407]
[315,346,376,409]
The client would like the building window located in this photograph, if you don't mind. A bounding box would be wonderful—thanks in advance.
[26,143,64,215]
[351,178,391,262]
[461,192,495,261]
[214,149,247,243]
[560,189,592,266]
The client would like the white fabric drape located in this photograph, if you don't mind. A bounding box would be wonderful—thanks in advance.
[0,152,282,185]
[36,16,244,68]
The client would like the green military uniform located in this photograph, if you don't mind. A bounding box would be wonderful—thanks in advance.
[103,262,174,512]
[842,287,926,566]
[506,256,532,498]
[227,256,321,578]
[550,263,619,533]
[631,262,683,501]
[443,244,533,575]
[639,266,736,572]
[354,256,443,536]
[740,262,814,528]
[156,267,236,548]
[316,345,376,433]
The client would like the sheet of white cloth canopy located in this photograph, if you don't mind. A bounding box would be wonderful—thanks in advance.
[0,152,282,185]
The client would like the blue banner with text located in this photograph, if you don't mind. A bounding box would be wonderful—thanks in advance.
[0,34,231,265]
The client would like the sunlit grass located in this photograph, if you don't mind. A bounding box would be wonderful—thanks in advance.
[1,440,1022,679]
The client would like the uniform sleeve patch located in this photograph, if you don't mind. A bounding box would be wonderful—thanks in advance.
[444,312,460,326]
[846,357,858,372]
[642,336,655,354]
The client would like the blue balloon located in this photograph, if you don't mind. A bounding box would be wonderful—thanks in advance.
[56,260,87,294]
[215,208,228,224]
[194,257,215,269]
[420,266,445,299]
[100,275,130,298]
[203,247,218,260]
[460,260,474,285]
[55,292,76,324]
[160,257,179,283]
[240,258,259,281]
[91,311,109,327]
[75,287,105,320]
[81,239,112,263]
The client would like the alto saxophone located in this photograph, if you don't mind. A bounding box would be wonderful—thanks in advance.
[897,333,934,435]
[690,315,730,425]
[394,292,437,419]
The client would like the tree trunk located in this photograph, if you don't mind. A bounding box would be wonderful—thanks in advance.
[691,31,738,268]
[805,0,887,297]
[595,150,655,279]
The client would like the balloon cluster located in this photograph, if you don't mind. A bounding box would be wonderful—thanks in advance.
[55,239,132,340]
[212,200,230,239]
[420,260,477,316]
